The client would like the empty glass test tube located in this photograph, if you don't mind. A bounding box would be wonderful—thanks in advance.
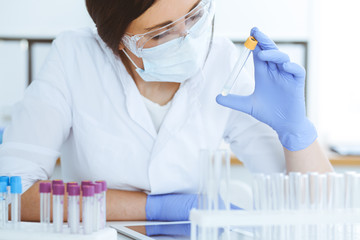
[10,176,22,224]
[53,184,65,233]
[0,182,7,228]
[39,182,51,226]
[221,36,258,96]
[68,184,80,234]
[82,185,94,234]
[289,172,301,210]
[95,180,107,229]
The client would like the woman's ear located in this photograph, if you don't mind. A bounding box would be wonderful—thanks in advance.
[118,42,125,51]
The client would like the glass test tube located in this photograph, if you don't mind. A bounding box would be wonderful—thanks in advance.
[39,182,51,226]
[308,173,319,209]
[68,184,80,234]
[221,36,258,96]
[284,175,290,210]
[270,173,285,210]
[82,185,94,234]
[213,150,231,211]
[198,150,211,211]
[353,174,360,209]
[252,174,267,210]
[197,150,231,211]
[344,172,356,209]
[318,174,328,210]
[289,172,301,210]
[95,180,107,229]
[10,176,22,224]
[327,173,345,209]
[0,182,7,228]
[52,184,64,233]
[300,174,309,209]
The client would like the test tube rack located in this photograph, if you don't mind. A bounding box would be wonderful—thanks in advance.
[0,222,117,240]
[190,209,360,240]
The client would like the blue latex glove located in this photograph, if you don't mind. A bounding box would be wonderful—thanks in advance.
[146,194,197,221]
[216,27,317,151]
[146,194,241,221]
[146,223,191,237]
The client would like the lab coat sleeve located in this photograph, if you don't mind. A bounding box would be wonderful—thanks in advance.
[0,37,72,193]
[223,110,286,174]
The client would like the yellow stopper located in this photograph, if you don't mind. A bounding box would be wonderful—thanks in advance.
[244,36,258,50]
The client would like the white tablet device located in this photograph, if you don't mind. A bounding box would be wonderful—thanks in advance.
[110,221,191,240]
[110,221,254,240]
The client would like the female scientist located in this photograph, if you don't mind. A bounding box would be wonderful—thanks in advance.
[0,0,332,222]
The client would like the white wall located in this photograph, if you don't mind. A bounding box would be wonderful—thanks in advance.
[0,0,94,126]
[214,0,310,41]
[0,0,94,38]
[311,0,360,145]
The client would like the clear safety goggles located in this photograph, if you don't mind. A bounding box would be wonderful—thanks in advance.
[122,0,214,57]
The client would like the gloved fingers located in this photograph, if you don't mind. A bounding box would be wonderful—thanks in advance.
[282,62,306,82]
[216,94,252,115]
[257,50,290,64]
[257,49,290,71]
[253,45,269,71]
[251,27,278,50]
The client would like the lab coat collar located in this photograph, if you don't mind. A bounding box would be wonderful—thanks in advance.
[93,28,204,144]
[92,29,157,138]
[150,70,204,159]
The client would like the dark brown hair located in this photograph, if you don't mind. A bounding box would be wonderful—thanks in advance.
[86,0,155,57]
[86,0,214,72]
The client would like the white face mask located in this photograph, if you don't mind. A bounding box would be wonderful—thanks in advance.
[122,14,213,83]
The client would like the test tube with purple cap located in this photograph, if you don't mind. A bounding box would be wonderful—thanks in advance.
[95,180,107,229]
[53,184,64,233]
[82,185,94,234]
[39,182,51,226]
[68,184,80,234]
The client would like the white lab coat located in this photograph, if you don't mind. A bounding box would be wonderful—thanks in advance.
[0,28,285,194]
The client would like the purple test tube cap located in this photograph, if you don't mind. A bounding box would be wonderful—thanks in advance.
[39,182,52,193]
[68,185,80,196]
[82,185,95,197]
[95,180,107,192]
[81,180,93,189]
[66,182,78,191]
[52,180,63,190]
[93,183,102,194]
[52,179,63,185]
[53,184,65,195]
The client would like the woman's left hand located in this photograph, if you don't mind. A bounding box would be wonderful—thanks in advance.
[216,27,317,151]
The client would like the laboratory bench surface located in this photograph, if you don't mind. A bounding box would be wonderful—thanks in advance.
[231,152,360,166]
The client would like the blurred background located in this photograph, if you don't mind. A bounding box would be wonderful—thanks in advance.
[0,0,359,182]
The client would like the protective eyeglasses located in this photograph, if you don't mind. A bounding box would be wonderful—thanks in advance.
[122,0,214,57]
